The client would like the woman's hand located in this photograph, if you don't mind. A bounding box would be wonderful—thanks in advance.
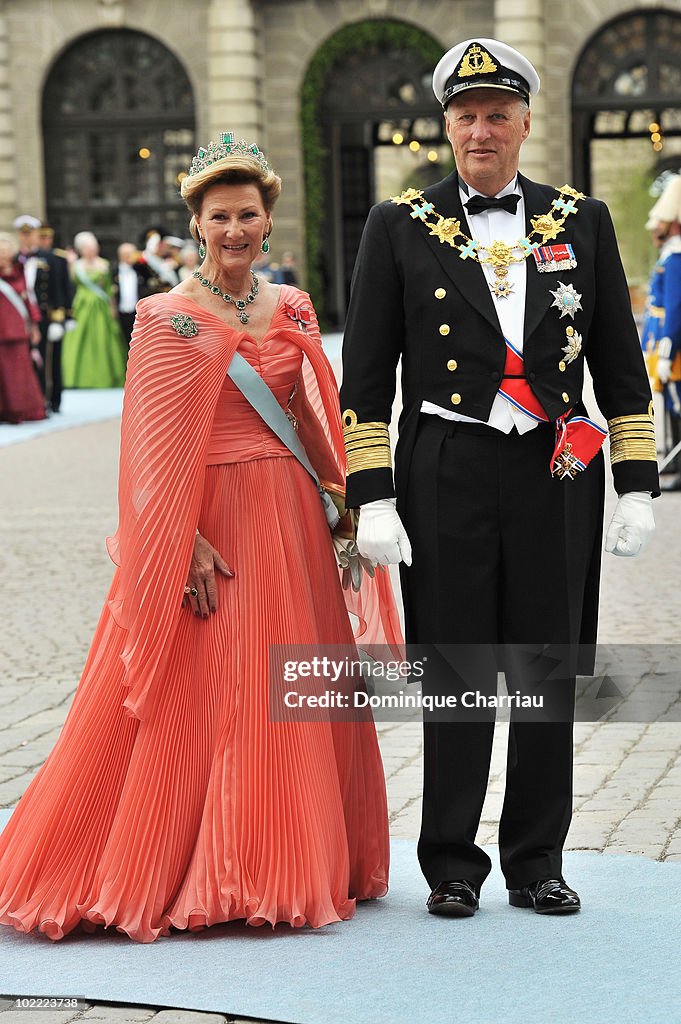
[184,532,234,617]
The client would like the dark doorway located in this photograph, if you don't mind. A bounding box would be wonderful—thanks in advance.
[318,42,445,326]
[42,29,196,257]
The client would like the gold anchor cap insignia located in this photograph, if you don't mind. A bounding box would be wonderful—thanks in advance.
[458,43,498,78]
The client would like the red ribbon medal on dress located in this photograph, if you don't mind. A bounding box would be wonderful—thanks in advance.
[285,302,312,332]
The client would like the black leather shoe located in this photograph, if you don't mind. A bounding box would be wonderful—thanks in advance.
[508,878,580,914]
[426,880,479,917]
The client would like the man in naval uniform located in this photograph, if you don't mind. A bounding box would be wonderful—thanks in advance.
[340,39,659,917]
[14,216,73,413]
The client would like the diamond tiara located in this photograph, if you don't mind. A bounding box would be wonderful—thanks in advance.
[188,132,271,177]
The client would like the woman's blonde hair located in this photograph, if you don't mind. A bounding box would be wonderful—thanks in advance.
[73,230,98,254]
[180,154,282,244]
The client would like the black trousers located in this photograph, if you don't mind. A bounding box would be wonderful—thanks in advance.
[399,414,604,891]
[35,324,63,413]
[118,312,136,348]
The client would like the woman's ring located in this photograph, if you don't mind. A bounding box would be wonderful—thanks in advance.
[190,587,198,596]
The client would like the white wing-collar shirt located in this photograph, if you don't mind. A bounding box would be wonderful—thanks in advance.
[420,174,538,434]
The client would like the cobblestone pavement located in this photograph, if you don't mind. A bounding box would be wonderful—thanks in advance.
[1,411,680,1024]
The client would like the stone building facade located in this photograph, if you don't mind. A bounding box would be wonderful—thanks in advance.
[1,0,681,321]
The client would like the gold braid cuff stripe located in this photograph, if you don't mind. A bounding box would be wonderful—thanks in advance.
[389,184,586,280]
[608,414,657,464]
[342,411,392,474]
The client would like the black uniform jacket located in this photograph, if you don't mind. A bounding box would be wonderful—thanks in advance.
[111,259,157,310]
[340,170,659,508]
[31,248,73,323]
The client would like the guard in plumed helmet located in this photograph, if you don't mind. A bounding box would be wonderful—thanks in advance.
[643,175,681,489]
[340,37,659,919]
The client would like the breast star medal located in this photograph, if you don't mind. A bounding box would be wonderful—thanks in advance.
[562,325,582,362]
[550,281,582,319]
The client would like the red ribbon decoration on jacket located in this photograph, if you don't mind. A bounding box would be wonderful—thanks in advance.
[498,339,607,479]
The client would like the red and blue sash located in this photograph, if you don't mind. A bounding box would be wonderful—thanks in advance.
[499,338,606,479]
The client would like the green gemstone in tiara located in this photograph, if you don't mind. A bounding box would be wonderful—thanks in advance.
[188,132,271,177]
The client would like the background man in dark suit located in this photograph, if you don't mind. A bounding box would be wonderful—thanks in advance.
[14,216,73,414]
[112,242,155,348]
[340,38,658,918]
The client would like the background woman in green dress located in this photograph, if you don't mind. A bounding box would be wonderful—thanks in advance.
[62,231,127,388]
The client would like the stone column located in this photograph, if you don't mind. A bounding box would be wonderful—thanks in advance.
[207,0,263,141]
[0,1,17,231]
[494,0,550,185]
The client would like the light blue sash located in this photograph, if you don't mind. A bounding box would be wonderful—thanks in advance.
[75,263,110,303]
[227,351,340,529]
[0,278,30,323]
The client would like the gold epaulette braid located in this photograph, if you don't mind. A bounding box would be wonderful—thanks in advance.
[342,410,392,474]
[608,410,657,464]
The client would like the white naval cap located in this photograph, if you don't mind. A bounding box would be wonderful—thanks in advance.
[13,214,42,231]
[646,174,681,227]
[162,235,184,248]
[433,38,540,109]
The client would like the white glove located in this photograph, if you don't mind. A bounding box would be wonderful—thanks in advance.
[64,318,76,332]
[656,357,672,384]
[47,322,64,342]
[605,491,655,558]
[656,337,672,384]
[145,232,161,255]
[357,497,412,566]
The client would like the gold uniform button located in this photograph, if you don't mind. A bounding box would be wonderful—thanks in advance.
[558,360,566,372]
[447,359,458,371]
[439,324,450,336]
[562,392,570,403]
[451,393,461,405]
[435,287,446,299]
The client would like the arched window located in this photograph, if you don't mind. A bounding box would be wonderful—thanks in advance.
[43,29,196,254]
[302,20,444,326]
[572,10,681,191]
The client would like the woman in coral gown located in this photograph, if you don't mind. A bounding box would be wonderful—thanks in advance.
[0,139,401,942]
[61,231,127,389]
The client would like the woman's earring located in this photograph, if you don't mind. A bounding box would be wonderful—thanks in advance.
[261,236,270,254]
[199,238,206,260]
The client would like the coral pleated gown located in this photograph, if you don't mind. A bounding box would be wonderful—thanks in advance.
[0,286,401,942]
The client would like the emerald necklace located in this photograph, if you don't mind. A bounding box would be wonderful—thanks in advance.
[192,270,259,324]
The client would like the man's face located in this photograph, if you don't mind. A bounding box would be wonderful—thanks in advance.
[118,243,135,264]
[445,89,531,195]
[17,229,38,254]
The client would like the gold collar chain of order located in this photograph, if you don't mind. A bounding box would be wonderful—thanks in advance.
[390,183,586,298]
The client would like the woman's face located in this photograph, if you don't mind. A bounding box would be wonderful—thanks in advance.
[80,236,99,260]
[197,182,270,279]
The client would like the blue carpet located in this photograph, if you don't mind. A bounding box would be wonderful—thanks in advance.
[0,808,679,1024]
